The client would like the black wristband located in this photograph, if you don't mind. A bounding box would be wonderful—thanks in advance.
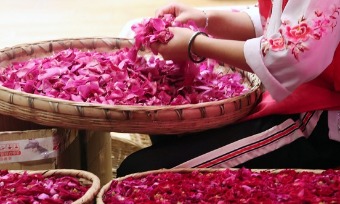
[187,31,208,63]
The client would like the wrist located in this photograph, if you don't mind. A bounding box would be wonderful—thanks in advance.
[188,31,208,63]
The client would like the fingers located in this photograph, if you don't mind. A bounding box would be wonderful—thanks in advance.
[155,3,184,18]
[155,4,176,18]
[155,3,200,26]
[150,42,160,55]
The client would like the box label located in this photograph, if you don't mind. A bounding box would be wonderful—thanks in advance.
[0,137,57,163]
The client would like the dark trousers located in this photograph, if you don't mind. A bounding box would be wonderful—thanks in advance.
[117,111,340,177]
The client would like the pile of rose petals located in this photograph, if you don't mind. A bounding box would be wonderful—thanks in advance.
[0,15,248,106]
[132,14,201,52]
[0,170,91,203]
[0,48,247,106]
[102,168,340,203]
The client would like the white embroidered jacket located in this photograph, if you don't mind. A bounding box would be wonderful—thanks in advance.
[244,0,340,140]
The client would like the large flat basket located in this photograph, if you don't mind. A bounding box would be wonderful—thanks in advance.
[0,37,262,134]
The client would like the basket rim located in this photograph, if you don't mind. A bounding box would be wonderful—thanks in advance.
[0,37,262,112]
[9,169,101,204]
[96,167,326,203]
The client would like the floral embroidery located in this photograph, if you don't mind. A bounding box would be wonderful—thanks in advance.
[286,22,312,42]
[261,4,340,60]
[269,34,285,51]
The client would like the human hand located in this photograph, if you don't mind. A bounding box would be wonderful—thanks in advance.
[151,27,195,63]
[156,3,207,29]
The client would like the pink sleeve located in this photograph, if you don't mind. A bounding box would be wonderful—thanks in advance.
[244,0,340,101]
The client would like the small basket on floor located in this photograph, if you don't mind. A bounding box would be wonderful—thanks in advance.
[111,133,151,178]
[7,169,101,204]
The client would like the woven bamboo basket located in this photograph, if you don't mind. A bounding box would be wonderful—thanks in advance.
[0,37,263,135]
[8,169,101,204]
[97,168,328,204]
[110,133,151,178]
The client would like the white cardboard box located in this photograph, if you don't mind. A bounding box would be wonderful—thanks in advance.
[0,128,78,170]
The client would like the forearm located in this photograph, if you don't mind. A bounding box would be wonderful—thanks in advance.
[204,10,256,41]
[191,34,252,72]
